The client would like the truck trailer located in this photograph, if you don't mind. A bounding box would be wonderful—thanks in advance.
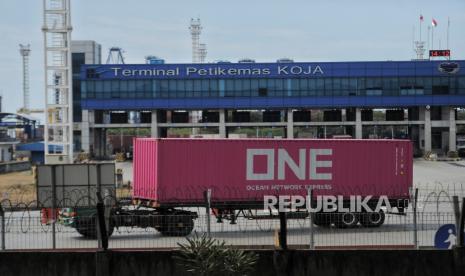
[66,138,413,237]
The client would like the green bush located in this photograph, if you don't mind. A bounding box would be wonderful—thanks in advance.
[175,234,258,276]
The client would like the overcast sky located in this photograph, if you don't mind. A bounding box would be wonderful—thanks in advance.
[0,0,464,116]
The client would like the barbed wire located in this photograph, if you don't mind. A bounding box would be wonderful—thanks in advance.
[0,183,464,237]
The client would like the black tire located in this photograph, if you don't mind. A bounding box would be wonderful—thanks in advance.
[334,213,359,228]
[313,213,331,227]
[75,216,114,238]
[360,210,385,227]
[159,215,194,236]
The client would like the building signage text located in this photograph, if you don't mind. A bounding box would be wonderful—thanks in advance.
[109,65,324,78]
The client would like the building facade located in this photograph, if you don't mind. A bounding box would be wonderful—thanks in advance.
[71,40,102,152]
[78,60,465,157]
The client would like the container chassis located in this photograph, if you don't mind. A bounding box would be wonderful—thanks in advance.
[63,197,409,238]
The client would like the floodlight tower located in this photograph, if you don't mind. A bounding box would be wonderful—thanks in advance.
[414,41,426,60]
[19,44,31,112]
[42,0,73,164]
[190,18,202,63]
[199,43,207,63]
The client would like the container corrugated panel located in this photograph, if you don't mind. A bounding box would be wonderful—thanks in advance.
[133,138,413,205]
[133,138,157,201]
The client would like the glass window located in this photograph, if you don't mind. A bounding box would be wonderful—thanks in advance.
[143,80,151,98]
[120,81,128,98]
[274,79,284,96]
[135,80,144,98]
[399,77,413,88]
[169,80,177,93]
[299,79,308,89]
[242,79,251,97]
[458,77,465,95]
[202,79,210,97]
[348,78,358,96]
[423,77,432,95]
[85,80,94,93]
[95,81,103,93]
[218,80,225,97]
[72,53,85,74]
[234,79,243,97]
[186,80,193,97]
[225,79,235,97]
[299,79,308,96]
[267,79,276,96]
[324,78,332,96]
[366,89,382,96]
[177,80,185,98]
[333,78,341,96]
[160,80,169,98]
[358,78,366,90]
[111,80,119,98]
[194,80,202,97]
[168,80,177,97]
[152,80,159,98]
[135,80,144,91]
[251,79,259,96]
[450,77,457,95]
[128,80,136,93]
[340,78,349,96]
[103,80,111,92]
[315,78,324,96]
[210,79,219,97]
[257,79,268,97]
[290,79,299,97]
[366,77,382,88]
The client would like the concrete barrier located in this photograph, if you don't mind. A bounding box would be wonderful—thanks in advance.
[0,161,31,174]
[0,248,463,276]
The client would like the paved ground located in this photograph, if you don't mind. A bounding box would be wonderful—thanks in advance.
[1,160,464,250]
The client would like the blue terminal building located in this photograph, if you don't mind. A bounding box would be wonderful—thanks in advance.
[77,60,465,157]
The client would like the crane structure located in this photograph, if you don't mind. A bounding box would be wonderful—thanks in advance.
[42,0,73,164]
[106,47,125,64]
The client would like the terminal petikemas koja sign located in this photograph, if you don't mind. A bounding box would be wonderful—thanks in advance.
[109,65,324,78]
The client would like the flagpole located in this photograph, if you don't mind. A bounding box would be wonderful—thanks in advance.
[431,23,434,50]
[419,17,422,42]
[447,17,450,50]
[427,26,430,52]
[412,25,416,58]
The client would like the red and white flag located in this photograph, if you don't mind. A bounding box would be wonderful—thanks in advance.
[432,18,438,27]
[420,15,424,21]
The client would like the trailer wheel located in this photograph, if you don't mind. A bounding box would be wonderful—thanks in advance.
[313,213,331,227]
[360,210,385,227]
[160,215,194,236]
[334,213,359,228]
[75,215,114,239]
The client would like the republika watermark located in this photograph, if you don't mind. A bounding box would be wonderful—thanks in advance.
[264,195,392,213]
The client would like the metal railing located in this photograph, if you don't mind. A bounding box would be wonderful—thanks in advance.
[0,206,462,250]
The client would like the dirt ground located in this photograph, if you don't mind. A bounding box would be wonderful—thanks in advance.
[0,169,36,204]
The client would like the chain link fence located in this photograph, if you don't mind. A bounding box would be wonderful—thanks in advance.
[1,183,464,250]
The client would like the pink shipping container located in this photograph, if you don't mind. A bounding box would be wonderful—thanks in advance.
[133,138,413,207]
